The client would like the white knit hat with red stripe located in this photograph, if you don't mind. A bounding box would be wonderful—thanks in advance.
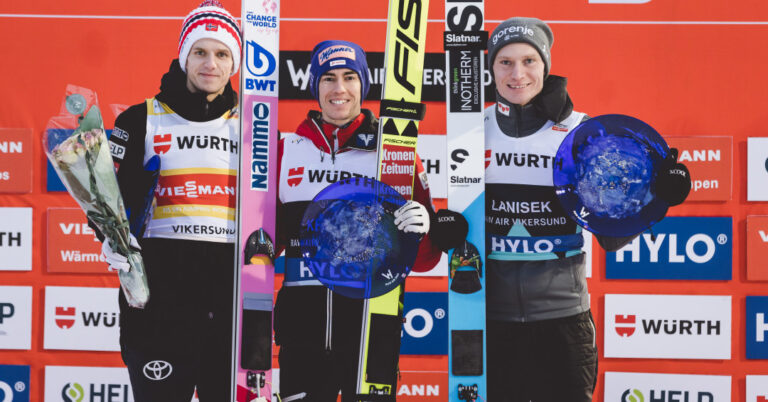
[178,0,242,76]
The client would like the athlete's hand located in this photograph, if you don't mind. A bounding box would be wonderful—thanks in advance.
[656,148,691,206]
[394,200,430,235]
[101,234,140,272]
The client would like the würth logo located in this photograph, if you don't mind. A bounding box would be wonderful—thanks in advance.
[153,134,172,154]
[287,167,304,187]
[485,149,491,169]
[615,314,636,337]
[55,306,76,329]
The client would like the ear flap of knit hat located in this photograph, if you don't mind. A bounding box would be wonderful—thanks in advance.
[179,0,242,76]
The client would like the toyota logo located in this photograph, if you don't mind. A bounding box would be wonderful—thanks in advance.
[143,360,173,381]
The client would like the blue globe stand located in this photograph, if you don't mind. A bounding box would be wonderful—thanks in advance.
[300,177,420,299]
[553,114,671,237]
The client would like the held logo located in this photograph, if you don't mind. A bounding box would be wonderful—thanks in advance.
[62,382,85,402]
[245,41,277,91]
[607,217,732,280]
[622,389,643,402]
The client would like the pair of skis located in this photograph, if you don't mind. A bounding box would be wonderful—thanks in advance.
[232,0,487,400]
[444,1,488,401]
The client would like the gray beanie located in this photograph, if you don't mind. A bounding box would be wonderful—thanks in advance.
[488,17,554,78]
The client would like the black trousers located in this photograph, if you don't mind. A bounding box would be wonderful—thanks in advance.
[119,238,235,402]
[487,311,598,402]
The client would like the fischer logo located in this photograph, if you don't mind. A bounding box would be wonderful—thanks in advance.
[317,45,357,65]
[615,315,636,337]
[491,25,535,45]
[176,135,238,154]
[54,306,118,329]
[143,360,173,381]
[403,307,445,339]
[615,232,727,264]
[250,102,271,191]
[614,313,721,337]
[153,134,171,154]
[245,41,277,90]
[287,167,304,187]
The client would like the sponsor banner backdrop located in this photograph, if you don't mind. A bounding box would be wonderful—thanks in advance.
[606,217,732,280]
[748,137,768,201]
[0,364,30,402]
[666,136,732,201]
[747,375,768,402]
[416,134,446,199]
[0,286,32,350]
[747,216,768,281]
[400,292,448,355]
[396,371,447,401]
[0,128,33,194]
[604,372,731,402]
[747,296,768,359]
[604,294,731,359]
[43,286,120,351]
[47,208,109,273]
[44,366,133,402]
[0,207,32,271]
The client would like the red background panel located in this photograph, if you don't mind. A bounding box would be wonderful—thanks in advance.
[2,0,768,400]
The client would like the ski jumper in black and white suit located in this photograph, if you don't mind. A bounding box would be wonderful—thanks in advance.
[484,75,598,402]
[275,109,442,401]
[107,59,238,402]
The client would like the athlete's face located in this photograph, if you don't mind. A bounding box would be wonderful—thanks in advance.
[492,43,545,106]
[318,68,362,126]
[185,38,234,102]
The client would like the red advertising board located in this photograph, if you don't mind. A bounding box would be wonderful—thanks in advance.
[747,215,768,281]
[665,136,732,201]
[0,128,32,194]
[47,208,108,273]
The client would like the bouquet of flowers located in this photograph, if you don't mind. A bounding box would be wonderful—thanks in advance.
[44,85,149,308]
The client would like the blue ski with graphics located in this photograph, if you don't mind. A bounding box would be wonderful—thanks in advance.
[444,1,487,401]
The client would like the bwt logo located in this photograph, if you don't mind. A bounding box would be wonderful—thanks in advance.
[614,313,721,337]
[615,314,636,337]
[402,307,445,338]
[245,41,277,90]
[615,232,727,264]
[622,388,714,402]
[0,303,14,324]
[0,379,27,401]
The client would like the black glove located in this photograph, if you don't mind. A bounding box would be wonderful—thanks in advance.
[656,148,691,207]
[430,209,469,252]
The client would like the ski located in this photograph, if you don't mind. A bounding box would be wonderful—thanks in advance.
[232,0,280,400]
[356,0,430,399]
[444,1,487,401]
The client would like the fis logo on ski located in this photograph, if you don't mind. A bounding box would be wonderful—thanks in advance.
[400,292,448,355]
[606,217,732,280]
[245,41,277,92]
[0,364,30,402]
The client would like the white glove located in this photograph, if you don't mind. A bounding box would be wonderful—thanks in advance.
[393,200,430,235]
[102,234,140,273]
